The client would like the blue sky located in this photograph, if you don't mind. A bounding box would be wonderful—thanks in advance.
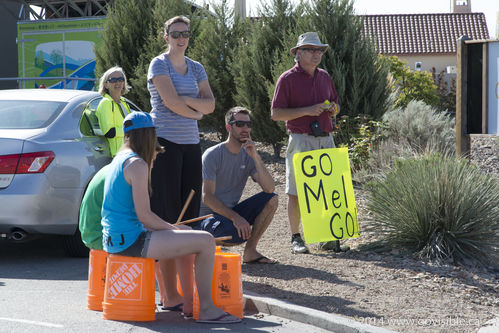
[194,0,498,38]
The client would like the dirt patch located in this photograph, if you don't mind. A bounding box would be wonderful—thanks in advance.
[200,131,498,333]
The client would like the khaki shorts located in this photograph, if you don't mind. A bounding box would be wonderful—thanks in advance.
[286,133,335,195]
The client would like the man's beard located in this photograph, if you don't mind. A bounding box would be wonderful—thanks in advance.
[232,131,249,144]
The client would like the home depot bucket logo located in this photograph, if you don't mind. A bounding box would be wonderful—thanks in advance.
[217,268,231,299]
[106,262,144,300]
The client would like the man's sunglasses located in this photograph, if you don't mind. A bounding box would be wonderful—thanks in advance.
[168,31,191,39]
[107,77,124,83]
[300,47,326,54]
[229,120,252,128]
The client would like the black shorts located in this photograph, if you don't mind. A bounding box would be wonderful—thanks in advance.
[114,231,152,258]
[193,192,276,244]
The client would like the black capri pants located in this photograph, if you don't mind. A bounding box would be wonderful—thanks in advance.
[150,137,202,223]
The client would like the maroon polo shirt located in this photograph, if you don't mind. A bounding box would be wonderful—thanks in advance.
[271,62,338,134]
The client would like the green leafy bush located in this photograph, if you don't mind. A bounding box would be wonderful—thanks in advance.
[385,56,439,109]
[334,115,385,171]
[366,154,499,266]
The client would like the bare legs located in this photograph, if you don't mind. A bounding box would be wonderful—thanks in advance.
[242,195,278,262]
[175,254,194,314]
[287,194,301,235]
[146,229,237,321]
[157,259,184,308]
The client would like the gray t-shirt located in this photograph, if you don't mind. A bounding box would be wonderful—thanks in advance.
[147,53,208,144]
[200,143,257,215]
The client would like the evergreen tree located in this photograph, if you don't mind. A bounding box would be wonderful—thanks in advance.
[94,0,156,106]
[304,0,390,119]
[188,0,245,139]
[129,0,198,111]
[233,0,303,158]
[95,0,202,111]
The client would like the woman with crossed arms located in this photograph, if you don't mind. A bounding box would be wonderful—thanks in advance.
[147,15,215,310]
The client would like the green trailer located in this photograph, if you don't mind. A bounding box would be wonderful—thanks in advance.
[17,17,105,90]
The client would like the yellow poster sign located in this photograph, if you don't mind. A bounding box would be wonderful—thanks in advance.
[293,148,359,244]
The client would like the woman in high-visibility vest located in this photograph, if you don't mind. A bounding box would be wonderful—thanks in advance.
[96,66,132,157]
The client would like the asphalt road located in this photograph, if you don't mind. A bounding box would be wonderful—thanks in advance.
[0,236,331,333]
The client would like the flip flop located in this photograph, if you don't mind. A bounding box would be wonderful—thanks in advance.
[182,312,193,320]
[196,312,241,324]
[161,303,183,311]
[243,255,278,264]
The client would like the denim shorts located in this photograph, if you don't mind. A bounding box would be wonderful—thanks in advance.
[114,231,152,258]
[192,192,276,244]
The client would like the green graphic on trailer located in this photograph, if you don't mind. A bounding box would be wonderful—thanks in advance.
[17,18,105,90]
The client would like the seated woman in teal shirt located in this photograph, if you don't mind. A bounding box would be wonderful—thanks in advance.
[101,112,240,324]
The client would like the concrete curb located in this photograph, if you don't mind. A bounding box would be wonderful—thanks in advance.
[477,317,499,333]
[243,291,398,333]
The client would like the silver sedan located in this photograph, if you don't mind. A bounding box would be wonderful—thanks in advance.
[0,89,140,256]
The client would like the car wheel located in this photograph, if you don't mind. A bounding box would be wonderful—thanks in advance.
[62,228,89,258]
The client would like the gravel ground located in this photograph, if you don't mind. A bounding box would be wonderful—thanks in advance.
[200,132,498,333]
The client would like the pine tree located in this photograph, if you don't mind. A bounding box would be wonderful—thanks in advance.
[94,0,156,107]
[188,0,245,139]
[95,0,202,111]
[304,0,390,119]
[129,0,197,111]
[233,0,303,158]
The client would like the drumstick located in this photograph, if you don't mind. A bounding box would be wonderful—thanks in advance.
[176,189,195,224]
[215,236,232,242]
[175,214,213,225]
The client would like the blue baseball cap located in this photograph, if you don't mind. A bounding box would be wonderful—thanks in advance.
[123,111,155,133]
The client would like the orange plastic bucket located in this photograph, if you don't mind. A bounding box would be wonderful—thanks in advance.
[193,252,243,319]
[87,249,108,311]
[102,254,156,321]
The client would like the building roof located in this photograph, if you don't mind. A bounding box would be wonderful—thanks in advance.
[360,13,490,55]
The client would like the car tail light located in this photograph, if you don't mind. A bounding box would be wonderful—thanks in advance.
[0,151,55,174]
[0,154,19,174]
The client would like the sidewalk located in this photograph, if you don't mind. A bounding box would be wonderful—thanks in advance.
[244,291,499,333]
[243,291,398,333]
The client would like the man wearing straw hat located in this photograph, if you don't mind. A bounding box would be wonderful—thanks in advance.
[271,32,349,254]
[193,106,278,264]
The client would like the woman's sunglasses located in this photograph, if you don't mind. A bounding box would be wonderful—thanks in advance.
[107,77,124,83]
[168,31,191,39]
[229,120,252,128]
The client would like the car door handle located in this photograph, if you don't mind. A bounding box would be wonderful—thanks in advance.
[94,146,105,152]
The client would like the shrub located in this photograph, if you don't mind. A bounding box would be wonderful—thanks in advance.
[385,56,440,109]
[334,115,385,171]
[382,100,455,155]
[366,154,499,266]
[353,100,456,184]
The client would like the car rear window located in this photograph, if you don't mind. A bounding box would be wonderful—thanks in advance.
[0,100,66,129]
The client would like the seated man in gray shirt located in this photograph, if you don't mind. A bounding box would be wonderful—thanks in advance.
[194,106,278,264]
